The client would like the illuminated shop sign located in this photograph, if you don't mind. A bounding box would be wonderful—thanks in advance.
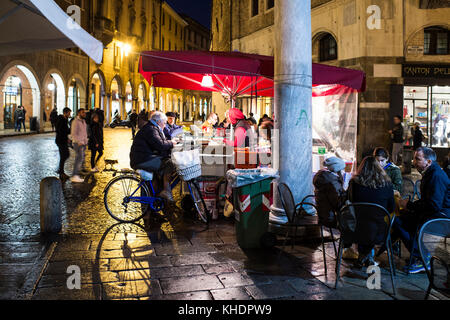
[402,64,450,79]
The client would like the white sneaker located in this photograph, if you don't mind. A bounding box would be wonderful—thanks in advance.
[71,175,84,183]
[91,167,99,173]
[342,247,359,260]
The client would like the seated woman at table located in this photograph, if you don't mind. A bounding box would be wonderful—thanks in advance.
[373,147,402,193]
[223,108,255,148]
[347,156,395,267]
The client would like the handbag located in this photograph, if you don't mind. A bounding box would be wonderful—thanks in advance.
[339,180,356,233]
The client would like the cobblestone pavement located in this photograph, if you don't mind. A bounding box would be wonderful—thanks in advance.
[0,129,448,300]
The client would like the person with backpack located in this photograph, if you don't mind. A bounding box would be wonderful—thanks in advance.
[20,106,27,132]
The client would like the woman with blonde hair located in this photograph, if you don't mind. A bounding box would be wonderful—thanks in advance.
[347,156,395,267]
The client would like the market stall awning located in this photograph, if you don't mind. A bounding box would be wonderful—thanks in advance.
[0,0,103,64]
[139,51,366,98]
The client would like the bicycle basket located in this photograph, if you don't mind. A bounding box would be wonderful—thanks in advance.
[176,164,202,182]
[172,149,202,181]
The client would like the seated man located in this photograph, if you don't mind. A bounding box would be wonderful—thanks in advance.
[130,111,177,202]
[163,112,181,140]
[394,147,450,273]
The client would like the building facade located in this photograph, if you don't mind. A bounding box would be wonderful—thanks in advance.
[0,0,212,131]
[211,0,450,161]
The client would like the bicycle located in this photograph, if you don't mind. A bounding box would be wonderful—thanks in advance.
[103,166,210,224]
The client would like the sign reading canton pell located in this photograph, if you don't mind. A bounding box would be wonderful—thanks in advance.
[402,64,450,79]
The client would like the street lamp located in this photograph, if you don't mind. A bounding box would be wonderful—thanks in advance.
[201,75,214,88]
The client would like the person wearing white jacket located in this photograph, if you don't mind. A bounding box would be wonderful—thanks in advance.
[70,108,88,183]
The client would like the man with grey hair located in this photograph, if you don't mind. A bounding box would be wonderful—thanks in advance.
[394,147,450,273]
[130,111,178,202]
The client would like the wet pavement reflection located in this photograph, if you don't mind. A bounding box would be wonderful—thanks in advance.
[0,129,448,300]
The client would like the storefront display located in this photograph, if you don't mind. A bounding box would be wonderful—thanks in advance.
[403,85,450,148]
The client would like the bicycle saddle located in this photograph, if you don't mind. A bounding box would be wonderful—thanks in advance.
[136,169,154,181]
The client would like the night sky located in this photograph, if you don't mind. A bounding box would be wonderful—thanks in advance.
[166,0,212,29]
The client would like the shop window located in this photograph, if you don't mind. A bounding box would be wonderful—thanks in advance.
[251,0,259,17]
[424,27,450,55]
[319,34,337,61]
[267,0,274,10]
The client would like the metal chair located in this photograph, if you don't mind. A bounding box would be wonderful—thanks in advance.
[276,183,337,275]
[418,218,450,299]
[401,177,415,201]
[335,202,397,296]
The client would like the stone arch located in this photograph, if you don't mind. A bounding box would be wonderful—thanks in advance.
[110,75,123,118]
[43,69,66,116]
[137,82,148,112]
[312,30,338,62]
[0,61,42,129]
[66,73,87,114]
[405,23,450,56]
[89,70,106,110]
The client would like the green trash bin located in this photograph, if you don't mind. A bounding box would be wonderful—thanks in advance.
[233,178,273,249]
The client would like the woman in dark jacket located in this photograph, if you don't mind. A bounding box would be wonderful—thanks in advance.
[88,113,104,172]
[348,156,395,267]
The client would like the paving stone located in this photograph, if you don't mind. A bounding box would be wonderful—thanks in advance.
[218,272,271,288]
[44,259,109,275]
[160,274,224,294]
[170,253,219,266]
[149,291,213,300]
[32,285,102,300]
[109,256,172,271]
[117,265,205,280]
[38,272,120,288]
[287,277,332,294]
[245,283,298,300]
[211,287,253,300]
[154,244,216,256]
[202,263,236,275]
[102,279,162,299]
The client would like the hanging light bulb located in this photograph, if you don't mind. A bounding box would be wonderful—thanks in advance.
[201,75,214,88]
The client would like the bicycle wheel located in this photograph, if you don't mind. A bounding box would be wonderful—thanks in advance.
[188,180,209,224]
[104,175,150,223]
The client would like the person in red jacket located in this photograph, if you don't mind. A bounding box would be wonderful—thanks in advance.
[223,108,255,148]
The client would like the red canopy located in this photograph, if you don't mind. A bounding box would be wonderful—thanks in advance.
[139,51,366,97]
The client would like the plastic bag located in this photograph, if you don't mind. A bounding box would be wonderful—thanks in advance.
[172,149,201,170]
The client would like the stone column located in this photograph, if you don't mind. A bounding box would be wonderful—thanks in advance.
[269,0,313,229]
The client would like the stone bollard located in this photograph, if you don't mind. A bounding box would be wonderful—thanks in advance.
[40,177,62,234]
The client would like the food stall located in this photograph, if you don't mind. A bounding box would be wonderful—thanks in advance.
[139,51,366,217]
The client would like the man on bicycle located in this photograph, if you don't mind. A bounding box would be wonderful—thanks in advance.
[130,111,178,202]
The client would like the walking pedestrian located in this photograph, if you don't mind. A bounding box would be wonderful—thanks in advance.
[138,109,149,129]
[412,121,426,150]
[55,107,72,180]
[14,106,23,132]
[70,108,88,183]
[20,106,27,132]
[50,108,58,132]
[389,115,404,165]
[88,113,104,173]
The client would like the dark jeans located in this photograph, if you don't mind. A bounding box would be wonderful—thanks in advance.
[392,212,447,259]
[90,148,103,168]
[20,119,26,132]
[15,120,22,132]
[57,143,70,174]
